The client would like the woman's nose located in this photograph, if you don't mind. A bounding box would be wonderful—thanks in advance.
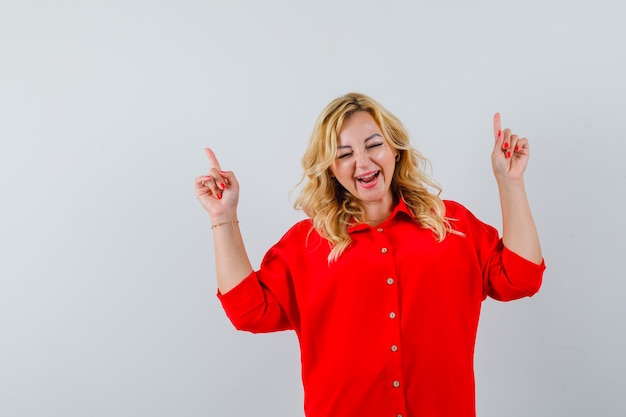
[354,151,371,168]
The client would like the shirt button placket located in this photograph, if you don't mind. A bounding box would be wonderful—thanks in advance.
[377,231,405,417]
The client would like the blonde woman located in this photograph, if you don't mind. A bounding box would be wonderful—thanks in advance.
[195,93,545,417]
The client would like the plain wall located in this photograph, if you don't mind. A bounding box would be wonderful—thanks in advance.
[1,1,625,416]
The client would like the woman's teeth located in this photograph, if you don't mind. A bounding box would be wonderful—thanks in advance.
[357,172,379,183]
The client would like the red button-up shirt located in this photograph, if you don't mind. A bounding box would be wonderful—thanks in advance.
[218,200,545,417]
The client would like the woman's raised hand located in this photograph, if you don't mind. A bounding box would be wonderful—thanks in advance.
[195,148,239,221]
[195,148,253,292]
[491,113,530,184]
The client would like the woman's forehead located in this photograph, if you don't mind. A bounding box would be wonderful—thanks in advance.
[338,112,382,140]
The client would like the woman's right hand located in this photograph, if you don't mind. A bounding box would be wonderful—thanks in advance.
[194,148,239,221]
[195,148,253,294]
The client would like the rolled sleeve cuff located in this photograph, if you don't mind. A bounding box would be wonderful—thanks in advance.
[502,245,546,295]
[216,272,265,320]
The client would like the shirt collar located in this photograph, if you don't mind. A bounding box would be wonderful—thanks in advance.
[347,198,417,234]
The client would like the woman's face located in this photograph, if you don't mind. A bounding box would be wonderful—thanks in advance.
[329,111,398,209]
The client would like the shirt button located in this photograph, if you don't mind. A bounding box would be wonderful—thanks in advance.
[392,380,400,388]
[389,312,397,319]
[386,277,394,285]
[381,247,388,254]
[377,227,383,232]
[391,344,398,352]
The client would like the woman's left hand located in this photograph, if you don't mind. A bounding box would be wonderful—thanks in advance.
[490,113,543,264]
[491,113,529,183]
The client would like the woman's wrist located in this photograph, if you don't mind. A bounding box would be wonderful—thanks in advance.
[211,220,239,230]
[208,209,238,225]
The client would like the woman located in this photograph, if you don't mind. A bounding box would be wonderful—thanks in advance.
[194,93,545,417]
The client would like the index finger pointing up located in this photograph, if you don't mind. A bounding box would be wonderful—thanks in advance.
[493,112,502,141]
[204,147,222,170]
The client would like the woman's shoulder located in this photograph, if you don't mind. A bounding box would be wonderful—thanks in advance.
[442,199,498,236]
[442,199,472,217]
[276,218,316,243]
[442,200,488,225]
[268,218,329,258]
[287,218,314,233]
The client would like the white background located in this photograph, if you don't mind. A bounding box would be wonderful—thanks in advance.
[1,1,625,416]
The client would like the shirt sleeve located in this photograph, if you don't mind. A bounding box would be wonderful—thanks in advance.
[216,224,303,334]
[447,200,546,302]
[482,239,546,301]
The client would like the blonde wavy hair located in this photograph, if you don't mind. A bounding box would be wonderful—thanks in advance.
[294,92,453,262]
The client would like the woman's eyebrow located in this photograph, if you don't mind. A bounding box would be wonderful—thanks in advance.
[337,133,383,149]
[364,133,382,142]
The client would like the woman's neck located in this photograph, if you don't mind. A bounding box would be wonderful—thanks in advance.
[363,195,395,225]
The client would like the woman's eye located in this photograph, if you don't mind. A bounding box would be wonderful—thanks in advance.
[338,153,352,159]
[367,143,383,149]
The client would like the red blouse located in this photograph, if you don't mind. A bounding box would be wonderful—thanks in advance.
[217,200,545,417]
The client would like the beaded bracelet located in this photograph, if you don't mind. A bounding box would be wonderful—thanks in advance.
[211,220,239,230]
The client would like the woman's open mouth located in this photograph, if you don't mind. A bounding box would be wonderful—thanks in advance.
[355,171,380,188]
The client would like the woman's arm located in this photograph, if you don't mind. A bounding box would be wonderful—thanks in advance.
[195,148,253,293]
[491,113,543,264]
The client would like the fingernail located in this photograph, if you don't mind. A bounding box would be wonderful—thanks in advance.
[497,130,501,138]
[220,183,226,190]
[217,193,222,200]
[503,142,509,149]
[514,145,519,152]
[506,151,511,158]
